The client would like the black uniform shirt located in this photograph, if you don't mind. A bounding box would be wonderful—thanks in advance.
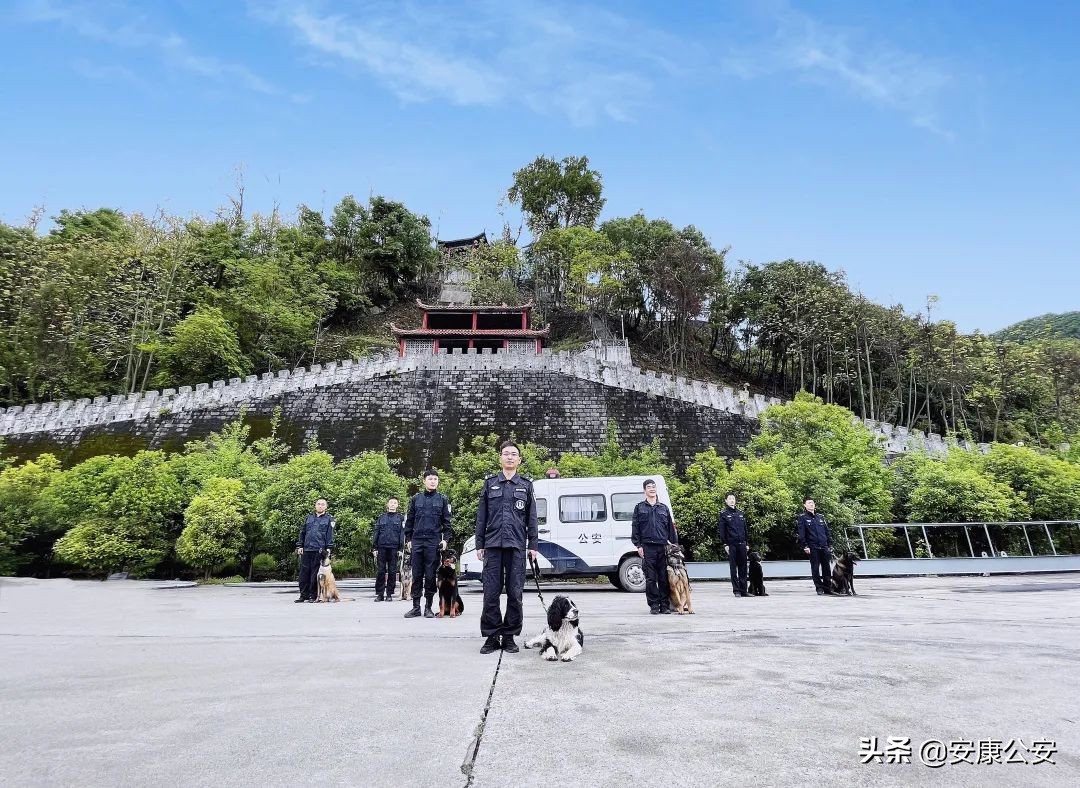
[475,473,538,551]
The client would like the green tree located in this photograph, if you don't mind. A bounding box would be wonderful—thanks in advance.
[154,306,250,387]
[0,454,60,574]
[978,443,1080,521]
[748,392,893,527]
[256,450,341,574]
[54,519,166,577]
[177,478,247,579]
[907,452,1029,523]
[507,155,605,238]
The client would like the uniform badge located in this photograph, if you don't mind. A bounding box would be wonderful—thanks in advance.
[491,485,500,490]
[515,500,525,511]
[447,503,452,514]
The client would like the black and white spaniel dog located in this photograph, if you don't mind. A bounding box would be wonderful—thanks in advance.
[524,595,584,662]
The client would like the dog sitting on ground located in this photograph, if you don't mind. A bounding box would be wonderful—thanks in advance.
[664,542,694,614]
[747,551,768,596]
[398,547,412,601]
[316,554,341,603]
[436,548,464,618]
[830,551,860,596]
[524,596,584,662]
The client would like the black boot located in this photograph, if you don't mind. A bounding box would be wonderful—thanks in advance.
[480,636,501,654]
[404,603,422,618]
[502,636,519,653]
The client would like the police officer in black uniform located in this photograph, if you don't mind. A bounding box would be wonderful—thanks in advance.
[295,498,335,603]
[631,479,677,614]
[403,470,451,618]
[476,441,538,654]
[372,496,405,601]
[718,493,750,597]
[796,497,833,595]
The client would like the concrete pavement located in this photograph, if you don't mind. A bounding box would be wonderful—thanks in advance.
[1,575,1078,786]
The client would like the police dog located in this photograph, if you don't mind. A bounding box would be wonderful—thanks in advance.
[665,542,694,614]
[524,596,584,662]
[830,551,860,596]
[436,549,464,618]
[316,555,341,603]
[748,551,768,596]
[398,547,412,601]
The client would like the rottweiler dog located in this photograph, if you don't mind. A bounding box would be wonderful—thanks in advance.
[747,551,768,596]
[436,548,464,618]
[830,550,860,596]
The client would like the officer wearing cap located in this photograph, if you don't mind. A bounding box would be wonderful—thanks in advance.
[403,469,451,618]
[476,441,538,654]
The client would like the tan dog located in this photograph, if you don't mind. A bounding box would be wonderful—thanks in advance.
[665,543,694,614]
[398,547,413,601]
[317,556,341,603]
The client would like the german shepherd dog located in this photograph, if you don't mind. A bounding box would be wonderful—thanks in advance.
[436,548,464,618]
[316,554,341,603]
[664,543,694,614]
[748,551,768,596]
[398,546,412,601]
[830,551,860,596]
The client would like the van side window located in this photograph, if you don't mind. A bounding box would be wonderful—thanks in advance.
[559,494,606,522]
[611,492,645,521]
[536,498,547,526]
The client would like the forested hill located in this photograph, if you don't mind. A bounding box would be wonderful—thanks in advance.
[995,312,1080,342]
[2,155,1079,450]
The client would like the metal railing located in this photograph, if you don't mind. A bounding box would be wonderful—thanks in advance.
[843,521,1080,560]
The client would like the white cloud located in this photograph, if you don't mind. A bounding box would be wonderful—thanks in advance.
[252,0,693,124]
[18,0,284,97]
[721,1,955,137]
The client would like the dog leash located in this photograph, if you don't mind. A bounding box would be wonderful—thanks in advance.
[529,553,547,612]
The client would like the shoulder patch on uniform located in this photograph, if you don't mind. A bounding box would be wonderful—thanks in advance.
[447,503,452,514]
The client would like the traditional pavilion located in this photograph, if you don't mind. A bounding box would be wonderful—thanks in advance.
[436,232,487,257]
[391,299,549,357]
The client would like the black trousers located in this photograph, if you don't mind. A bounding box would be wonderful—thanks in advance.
[410,541,438,604]
[727,542,748,595]
[642,544,670,610]
[298,551,321,600]
[480,547,525,638]
[375,547,400,598]
[809,547,832,591]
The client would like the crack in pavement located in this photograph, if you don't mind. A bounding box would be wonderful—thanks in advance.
[461,649,502,787]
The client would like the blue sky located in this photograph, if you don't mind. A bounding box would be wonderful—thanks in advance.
[2,0,1078,333]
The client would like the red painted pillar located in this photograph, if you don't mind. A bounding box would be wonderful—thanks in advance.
[433,339,440,355]
[398,339,405,357]
[521,309,527,329]
[535,339,541,354]
[422,310,429,329]
[469,339,475,350]
[503,339,509,353]
[472,312,478,330]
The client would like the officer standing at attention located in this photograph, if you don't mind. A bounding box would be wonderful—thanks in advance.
[631,479,677,614]
[403,470,451,618]
[295,498,335,603]
[718,493,750,597]
[796,497,834,595]
[372,496,405,601]
[476,441,538,655]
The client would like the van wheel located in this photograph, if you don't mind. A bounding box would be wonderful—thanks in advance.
[617,555,646,593]
[608,573,623,590]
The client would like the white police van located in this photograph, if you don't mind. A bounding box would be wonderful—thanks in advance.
[458,475,673,593]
